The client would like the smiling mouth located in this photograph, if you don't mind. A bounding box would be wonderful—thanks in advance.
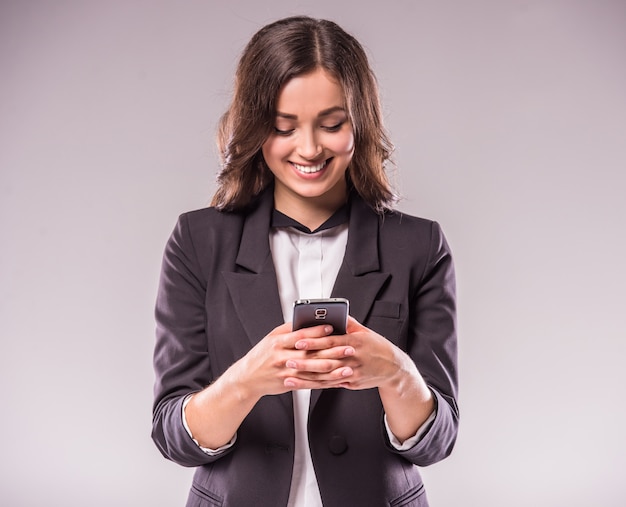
[292,159,331,174]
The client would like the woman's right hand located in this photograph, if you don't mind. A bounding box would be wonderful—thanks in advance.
[185,321,343,449]
[232,321,340,398]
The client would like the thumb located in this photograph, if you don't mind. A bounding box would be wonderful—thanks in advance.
[269,321,293,335]
[346,315,366,333]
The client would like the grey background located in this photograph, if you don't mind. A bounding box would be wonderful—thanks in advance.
[1,1,625,506]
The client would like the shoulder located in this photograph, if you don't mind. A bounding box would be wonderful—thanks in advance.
[179,187,272,237]
[352,192,434,233]
[166,206,246,261]
[177,205,246,240]
[181,205,244,229]
[350,193,447,251]
[375,208,453,271]
[378,207,441,241]
[381,208,434,228]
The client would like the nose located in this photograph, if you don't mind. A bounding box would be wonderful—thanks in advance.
[297,128,322,160]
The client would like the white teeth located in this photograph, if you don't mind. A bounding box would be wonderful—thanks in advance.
[293,160,327,174]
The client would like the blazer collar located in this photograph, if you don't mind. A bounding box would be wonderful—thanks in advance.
[234,187,381,274]
[233,186,390,315]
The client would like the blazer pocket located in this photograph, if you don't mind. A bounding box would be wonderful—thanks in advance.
[367,301,403,344]
[370,300,400,319]
[187,483,224,507]
[389,483,427,507]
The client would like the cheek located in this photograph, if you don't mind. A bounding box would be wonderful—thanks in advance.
[327,132,355,156]
[261,138,286,164]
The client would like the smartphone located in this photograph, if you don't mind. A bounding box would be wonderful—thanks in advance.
[292,298,349,335]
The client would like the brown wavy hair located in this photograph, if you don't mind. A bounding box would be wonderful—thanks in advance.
[211,16,395,212]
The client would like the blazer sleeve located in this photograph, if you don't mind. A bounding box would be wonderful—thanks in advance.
[386,220,459,466]
[151,213,233,467]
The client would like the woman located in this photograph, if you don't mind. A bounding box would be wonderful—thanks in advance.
[152,16,458,507]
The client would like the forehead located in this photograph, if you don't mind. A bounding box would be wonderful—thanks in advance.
[276,68,345,115]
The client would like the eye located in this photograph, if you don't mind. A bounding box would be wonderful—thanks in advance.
[274,127,294,136]
[322,121,345,132]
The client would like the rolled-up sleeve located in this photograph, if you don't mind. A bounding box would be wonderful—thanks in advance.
[386,221,459,466]
[151,213,234,467]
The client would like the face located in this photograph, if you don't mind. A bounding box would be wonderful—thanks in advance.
[262,68,355,216]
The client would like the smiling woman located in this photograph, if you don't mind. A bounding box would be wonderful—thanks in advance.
[152,15,458,507]
[210,16,394,214]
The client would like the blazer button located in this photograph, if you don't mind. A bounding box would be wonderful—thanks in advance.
[328,435,348,455]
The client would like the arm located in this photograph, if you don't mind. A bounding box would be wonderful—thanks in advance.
[371,220,458,457]
[152,213,222,466]
[389,220,459,464]
[151,213,270,462]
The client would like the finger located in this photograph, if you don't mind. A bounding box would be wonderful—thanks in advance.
[268,321,294,336]
[293,333,348,351]
[284,366,353,388]
[299,345,355,360]
[289,325,334,348]
[272,324,332,350]
[286,357,349,374]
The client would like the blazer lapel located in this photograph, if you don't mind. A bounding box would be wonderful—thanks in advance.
[223,189,284,348]
[310,194,390,411]
[332,194,390,326]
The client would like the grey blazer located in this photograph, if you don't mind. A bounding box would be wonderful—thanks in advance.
[152,188,459,507]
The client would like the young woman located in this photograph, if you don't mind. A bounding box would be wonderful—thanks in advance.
[152,16,458,507]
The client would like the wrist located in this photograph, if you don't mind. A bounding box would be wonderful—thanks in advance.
[379,352,432,407]
[379,348,416,394]
[220,357,262,404]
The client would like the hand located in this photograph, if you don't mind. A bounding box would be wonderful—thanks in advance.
[283,316,410,391]
[231,321,353,398]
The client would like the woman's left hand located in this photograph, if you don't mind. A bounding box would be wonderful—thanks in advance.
[285,316,435,442]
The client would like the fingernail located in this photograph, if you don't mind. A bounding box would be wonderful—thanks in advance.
[295,341,306,350]
[325,326,333,334]
[285,380,296,387]
[286,360,297,369]
[341,367,353,377]
[344,347,355,356]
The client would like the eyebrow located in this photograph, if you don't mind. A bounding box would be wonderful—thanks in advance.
[275,106,346,120]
